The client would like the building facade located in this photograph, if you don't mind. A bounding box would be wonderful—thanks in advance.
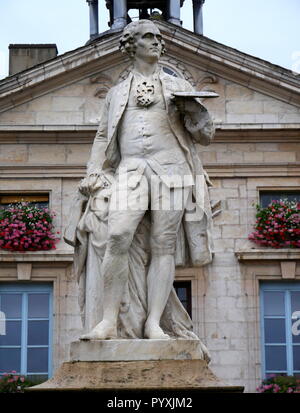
[0,12,299,392]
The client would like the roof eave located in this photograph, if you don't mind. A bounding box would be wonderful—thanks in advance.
[0,21,299,112]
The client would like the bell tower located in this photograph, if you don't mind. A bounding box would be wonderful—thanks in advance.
[86,0,205,40]
[104,0,186,30]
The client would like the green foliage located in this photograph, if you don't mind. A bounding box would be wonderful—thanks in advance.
[257,375,300,393]
[0,372,38,393]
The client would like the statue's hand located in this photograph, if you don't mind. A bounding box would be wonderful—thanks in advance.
[79,173,110,197]
[79,174,98,197]
[172,96,204,115]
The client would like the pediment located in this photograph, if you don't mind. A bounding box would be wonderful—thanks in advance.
[0,21,299,128]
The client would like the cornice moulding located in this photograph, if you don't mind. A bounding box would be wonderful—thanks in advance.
[0,250,74,262]
[0,163,299,179]
[205,163,300,177]
[235,249,300,261]
[0,124,298,144]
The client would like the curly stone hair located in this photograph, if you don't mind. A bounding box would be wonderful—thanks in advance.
[119,20,166,58]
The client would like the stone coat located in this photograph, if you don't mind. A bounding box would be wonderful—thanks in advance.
[87,69,214,177]
[70,69,215,267]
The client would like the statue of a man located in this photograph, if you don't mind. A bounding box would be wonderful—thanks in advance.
[69,20,215,342]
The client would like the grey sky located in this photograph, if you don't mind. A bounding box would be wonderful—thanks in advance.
[0,0,299,80]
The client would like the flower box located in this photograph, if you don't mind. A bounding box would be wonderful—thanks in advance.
[0,202,59,252]
[248,199,300,249]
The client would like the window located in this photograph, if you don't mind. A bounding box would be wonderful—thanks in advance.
[0,283,53,381]
[0,193,49,210]
[260,282,300,378]
[174,281,192,318]
[260,191,300,208]
[163,66,178,77]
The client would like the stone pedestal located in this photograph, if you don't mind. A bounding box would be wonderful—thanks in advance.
[29,340,244,392]
[70,339,208,362]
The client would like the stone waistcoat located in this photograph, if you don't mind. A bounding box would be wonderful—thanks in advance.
[118,73,193,187]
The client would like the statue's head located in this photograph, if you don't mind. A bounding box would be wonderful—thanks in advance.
[119,20,166,60]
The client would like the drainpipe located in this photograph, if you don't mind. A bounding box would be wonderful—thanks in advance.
[86,0,99,39]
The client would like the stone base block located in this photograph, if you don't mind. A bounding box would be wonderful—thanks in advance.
[70,339,208,362]
[29,340,244,392]
[29,359,243,392]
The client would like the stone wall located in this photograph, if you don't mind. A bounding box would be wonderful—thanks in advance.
[203,172,300,391]
[1,63,300,127]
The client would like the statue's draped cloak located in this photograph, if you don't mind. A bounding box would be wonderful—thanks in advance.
[64,140,212,352]
[65,190,210,365]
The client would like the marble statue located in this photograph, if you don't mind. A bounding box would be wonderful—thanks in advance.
[64,20,215,354]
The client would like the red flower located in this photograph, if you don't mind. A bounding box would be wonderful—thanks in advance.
[249,199,300,249]
[0,202,59,253]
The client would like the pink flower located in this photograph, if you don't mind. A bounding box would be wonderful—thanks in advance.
[0,203,58,252]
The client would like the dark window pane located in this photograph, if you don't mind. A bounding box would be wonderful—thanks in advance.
[28,321,49,345]
[0,194,49,207]
[163,67,178,77]
[0,294,22,318]
[27,348,48,373]
[31,202,49,209]
[265,346,287,371]
[260,191,300,208]
[26,374,48,383]
[264,291,285,316]
[264,319,286,343]
[177,287,187,301]
[28,294,49,319]
[0,348,21,374]
[291,292,300,314]
[174,281,192,318]
[293,346,300,371]
[0,321,21,346]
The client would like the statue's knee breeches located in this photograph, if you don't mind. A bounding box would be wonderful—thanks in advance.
[150,207,185,256]
[150,232,178,255]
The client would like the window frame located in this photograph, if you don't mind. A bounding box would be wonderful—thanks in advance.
[259,188,300,208]
[174,267,206,339]
[260,282,300,378]
[0,191,50,209]
[0,283,53,379]
[162,66,179,78]
[173,280,192,318]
